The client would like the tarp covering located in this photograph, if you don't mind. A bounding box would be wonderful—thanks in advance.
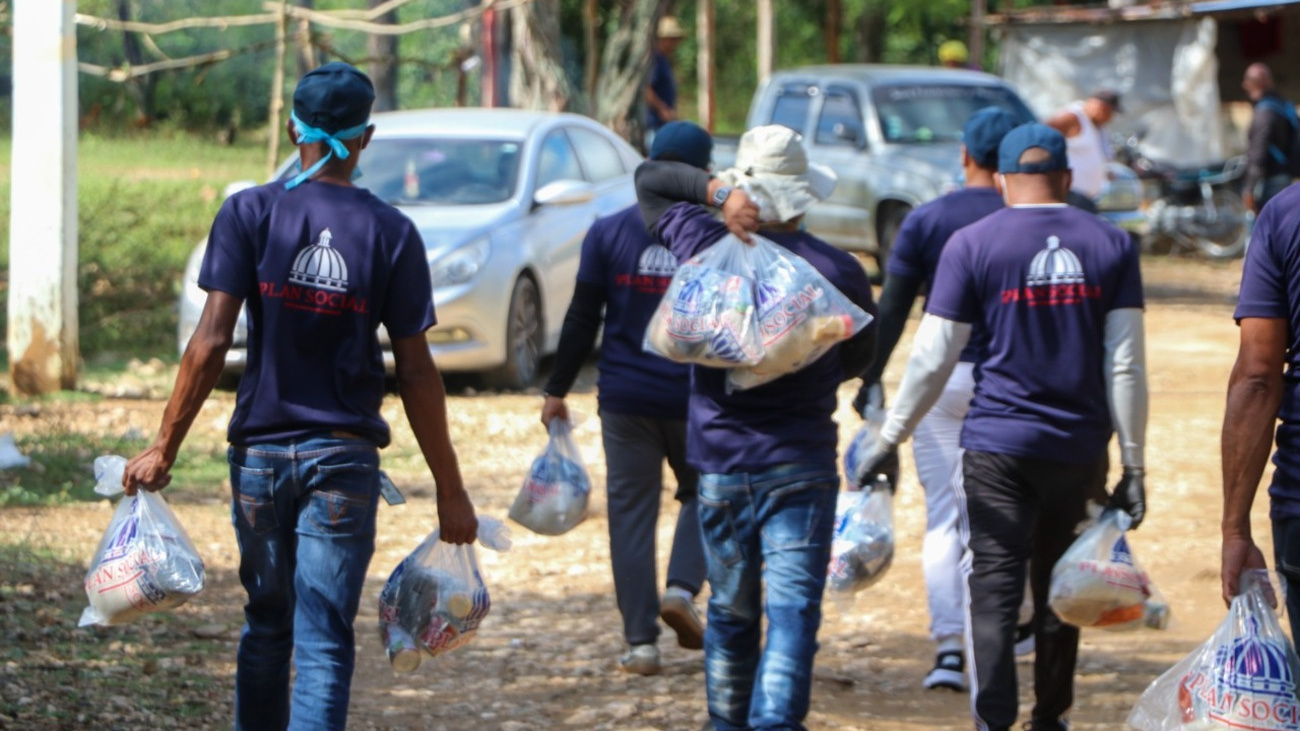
[999,18,1226,167]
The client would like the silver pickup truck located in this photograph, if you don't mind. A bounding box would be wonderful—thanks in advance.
[712,65,1142,273]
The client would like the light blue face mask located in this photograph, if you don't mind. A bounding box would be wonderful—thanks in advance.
[285,112,370,190]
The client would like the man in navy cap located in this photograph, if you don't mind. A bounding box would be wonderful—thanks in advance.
[123,62,478,731]
[540,120,715,676]
[853,122,1148,731]
[851,107,1020,693]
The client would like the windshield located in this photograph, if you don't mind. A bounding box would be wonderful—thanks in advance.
[872,84,1035,144]
[280,138,523,205]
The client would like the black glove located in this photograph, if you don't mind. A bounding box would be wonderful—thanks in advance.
[854,442,899,494]
[1106,467,1146,529]
[852,380,885,419]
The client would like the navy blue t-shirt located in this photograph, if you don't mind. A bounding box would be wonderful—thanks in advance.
[647,52,677,130]
[656,203,876,474]
[1235,183,1300,518]
[199,180,436,447]
[926,205,1144,463]
[887,186,1004,363]
[578,205,690,419]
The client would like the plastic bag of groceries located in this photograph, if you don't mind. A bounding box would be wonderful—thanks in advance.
[377,516,511,673]
[727,235,873,391]
[508,418,591,536]
[827,485,895,594]
[643,234,765,368]
[1049,508,1170,631]
[1127,569,1300,731]
[79,455,205,627]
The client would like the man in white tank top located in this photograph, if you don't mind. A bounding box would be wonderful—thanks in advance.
[1046,89,1121,206]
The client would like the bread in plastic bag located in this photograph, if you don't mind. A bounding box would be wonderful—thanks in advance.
[643,235,764,368]
[508,418,590,536]
[1127,569,1300,731]
[1049,508,1169,631]
[79,455,206,627]
[827,485,894,594]
[726,234,873,391]
[377,516,511,673]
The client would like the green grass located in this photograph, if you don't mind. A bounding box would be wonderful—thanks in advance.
[0,132,265,366]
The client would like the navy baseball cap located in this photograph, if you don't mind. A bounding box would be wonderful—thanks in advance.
[292,62,375,134]
[650,120,713,170]
[998,123,1070,174]
[962,108,1020,168]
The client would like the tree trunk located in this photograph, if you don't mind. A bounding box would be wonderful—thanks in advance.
[294,0,316,78]
[852,4,886,63]
[115,0,155,125]
[582,0,599,101]
[590,0,667,143]
[509,0,575,112]
[367,0,398,112]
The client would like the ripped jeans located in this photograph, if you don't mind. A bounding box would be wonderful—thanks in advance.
[698,463,839,731]
[228,435,381,731]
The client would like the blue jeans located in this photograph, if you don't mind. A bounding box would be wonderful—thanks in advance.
[698,462,839,731]
[229,436,381,731]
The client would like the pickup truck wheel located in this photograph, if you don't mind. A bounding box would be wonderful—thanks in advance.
[875,205,910,280]
[484,276,542,391]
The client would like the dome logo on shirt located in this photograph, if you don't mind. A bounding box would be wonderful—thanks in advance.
[614,244,675,295]
[1000,235,1101,307]
[259,228,370,315]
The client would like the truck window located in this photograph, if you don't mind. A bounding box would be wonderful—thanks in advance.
[770,83,814,133]
[871,84,1035,144]
[814,87,866,147]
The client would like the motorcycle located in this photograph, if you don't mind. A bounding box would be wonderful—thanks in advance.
[1113,133,1252,259]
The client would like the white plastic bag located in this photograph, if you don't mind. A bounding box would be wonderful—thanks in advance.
[843,403,890,489]
[508,418,591,536]
[1127,570,1300,731]
[79,455,206,627]
[827,486,894,594]
[1049,508,1169,631]
[377,516,511,673]
[643,234,765,368]
[727,234,873,391]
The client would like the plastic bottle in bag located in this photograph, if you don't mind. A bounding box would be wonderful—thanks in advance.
[827,484,895,594]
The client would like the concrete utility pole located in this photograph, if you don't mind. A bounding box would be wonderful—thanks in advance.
[757,0,774,84]
[8,0,79,396]
[697,0,714,132]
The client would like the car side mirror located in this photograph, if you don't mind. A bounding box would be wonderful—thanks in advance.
[833,123,865,149]
[534,180,595,207]
[223,180,257,199]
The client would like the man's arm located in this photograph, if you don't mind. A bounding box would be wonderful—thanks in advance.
[122,290,243,494]
[1044,109,1082,138]
[879,313,972,446]
[645,86,676,123]
[1244,108,1278,211]
[1221,317,1286,603]
[541,281,606,426]
[1102,307,1150,527]
[861,272,924,387]
[634,160,759,247]
[392,334,478,545]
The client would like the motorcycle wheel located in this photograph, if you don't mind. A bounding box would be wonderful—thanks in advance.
[1188,189,1249,260]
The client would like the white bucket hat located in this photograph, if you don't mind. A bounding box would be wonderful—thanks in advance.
[716,125,837,223]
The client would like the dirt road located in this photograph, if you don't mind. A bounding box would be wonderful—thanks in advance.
[0,256,1264,730]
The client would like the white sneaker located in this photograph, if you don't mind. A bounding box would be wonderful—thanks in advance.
[620,643,661,675]
[922,651,967,691]
[660,592,705,650]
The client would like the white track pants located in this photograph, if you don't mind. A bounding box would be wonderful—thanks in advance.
[909,361,975,643]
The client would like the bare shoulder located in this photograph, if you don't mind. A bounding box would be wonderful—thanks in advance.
[1045,109,1081,137]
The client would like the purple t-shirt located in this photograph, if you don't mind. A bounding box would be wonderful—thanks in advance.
[926,205,1143,463]
[578,205,690,419]
[656,203,877,474]
[1234,183,1300,518]
[199,180,436,447]
[887,186,1004,363]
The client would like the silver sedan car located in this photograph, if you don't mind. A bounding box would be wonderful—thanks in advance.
[178,108,642,389]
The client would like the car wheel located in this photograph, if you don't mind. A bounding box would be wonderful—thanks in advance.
[875,205,910,282]
[485,276,542,390]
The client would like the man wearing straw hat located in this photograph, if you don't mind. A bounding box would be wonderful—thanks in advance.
[646,15,686,141]
[635,124,877,731]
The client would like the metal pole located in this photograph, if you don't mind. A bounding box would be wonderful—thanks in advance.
[7,0,79,395]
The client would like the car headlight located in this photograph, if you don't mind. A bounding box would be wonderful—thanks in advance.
[430,236,490,289]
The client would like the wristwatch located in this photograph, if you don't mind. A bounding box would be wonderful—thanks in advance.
[710,185,734,208]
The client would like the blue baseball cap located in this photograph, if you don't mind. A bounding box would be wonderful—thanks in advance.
[998,122,1070,174]
[962,108,1020,169]
[650,120,713,170]
[292,62,375,135]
